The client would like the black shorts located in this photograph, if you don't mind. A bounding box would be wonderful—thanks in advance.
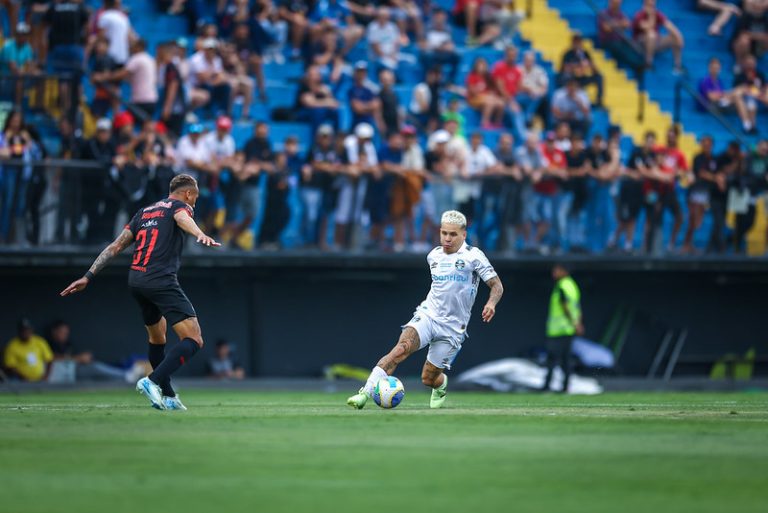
[130,285,197,327]
[618,180,643,222]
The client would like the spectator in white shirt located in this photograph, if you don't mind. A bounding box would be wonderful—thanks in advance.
[97,0,133,65]
[518,50,549,126]
[187,38,231,116]
[457,132,496,223]
[175,123,220,230]
[551,78,592,135]
[367,7,400,71]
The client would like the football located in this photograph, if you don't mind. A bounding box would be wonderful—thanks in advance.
[373,376,405,409]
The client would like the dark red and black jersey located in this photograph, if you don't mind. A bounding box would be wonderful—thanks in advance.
[126,198,194,288]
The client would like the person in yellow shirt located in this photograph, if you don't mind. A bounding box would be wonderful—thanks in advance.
[543,264,584,393]
[3,318,53,381]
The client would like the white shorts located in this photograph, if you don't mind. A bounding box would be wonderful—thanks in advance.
[334,177,367,225]
[403,311,465,370]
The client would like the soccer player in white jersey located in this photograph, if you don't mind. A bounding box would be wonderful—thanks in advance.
[347,210,504,409]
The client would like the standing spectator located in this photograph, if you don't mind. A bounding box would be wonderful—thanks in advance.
[369,130,402,249]
[492,133,523,252]
[466,56,505,129]
[418,130,453,247]
[3,318,53,382]
[585,133,618,253]
[518,50,549,127]
[188,38,231,116]
[464,131,497,235]
[377,68,401,136]
[732,139,768,252]
[0,110,32,244]
[563,132,590,252]
[515,132,545,250]
[44,0,89,112]
[157,41,191,137]
[611,132,655,253]
[492,45,527,140]
[207,339,245,379]
[683,135,718,253]
[110,38,157,122]
[176,124,219,230]
[543,264,583,393]
[348,61,381,130]
[534,131,567,253]
[302,124,341,249]
[709,141,741,253]
[367,7,401,72]
[296,65,341,133]
[731,0,768,66]
[644,128,687,253]
[560,33,603,108]
[96,0,133,66]
[391,125,425,251]
[632,0,684,72]
[203,115,238,195]
[551,78,592,135]
[698,0,742,36]
[0,23,36,104]
[78,118,118,244]
[337,122,378,248]
[419,9,460,83]
[259,136,297,249]
[732,55,768,134]
[88,36,120,118]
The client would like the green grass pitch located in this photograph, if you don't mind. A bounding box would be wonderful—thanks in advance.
[1,390,766,513]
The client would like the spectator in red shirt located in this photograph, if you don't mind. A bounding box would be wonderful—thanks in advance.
[492,45,527,139]
[466,56,505,129]
[632,0,684,71]
[530,131,567,253]
[643,127,687,253]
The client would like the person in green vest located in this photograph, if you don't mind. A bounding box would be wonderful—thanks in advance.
[543,263,583,392]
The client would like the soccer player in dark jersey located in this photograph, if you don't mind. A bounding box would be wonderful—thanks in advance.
[60,175,220,410]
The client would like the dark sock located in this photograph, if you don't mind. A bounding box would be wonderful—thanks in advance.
[149,338,200,389]
[147,343,175,397]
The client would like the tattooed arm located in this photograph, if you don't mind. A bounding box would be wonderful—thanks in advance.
[59,229,135,296]
[481,276,504,323]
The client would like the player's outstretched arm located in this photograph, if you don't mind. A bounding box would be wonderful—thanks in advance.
[173,210,221,247]
[60,229,135,296]
[481,276,504,323]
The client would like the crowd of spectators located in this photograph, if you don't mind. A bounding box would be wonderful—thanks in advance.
[0,0,766,255]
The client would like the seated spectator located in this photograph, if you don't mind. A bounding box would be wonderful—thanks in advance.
[220,41,256,119]
[442,98,467,137]
[518,50,549,127]
[498,0,525,48]
[229,22,266,103]
[391,125,425,251]
[387,0,423,44]
[207,339,245,379]
[187,38,231,116]
[348,61,381,130]
[3,318,52,382]
[310,0,365,56]
[732,55,768,134]
[0,23,37,104]
[302,124,342,249]
[278,0,310,59]
[551,78,592,135]
[378,68,401,136]
[597,0,643,70]
[367,7,401,72]
[466,56,505,129]
[731,0,768,65]
[110,38,157,122]
[307,23,345,84]
[632,0,684,72]
[409,66,443,132]
[560,33,603,107]
[492,45,527,139]
[453,0,501,47]
[257,0,289,65]
[698,0,742,36]
[419,9,460,83]
[296,65,341,133]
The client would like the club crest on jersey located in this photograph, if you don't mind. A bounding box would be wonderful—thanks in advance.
[455,259,465,270]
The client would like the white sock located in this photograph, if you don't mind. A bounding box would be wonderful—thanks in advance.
[363,366,388,396]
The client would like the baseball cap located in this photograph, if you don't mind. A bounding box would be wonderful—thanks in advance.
[317,124,334,136]
[432,130,451,144]
[113,111,134,130]
[96,118,112,131]
[16,22,30,35]
[401,125,417,136]
[354,61,368,71]
[216,115,232,131]
[188,123,204,134]
[154,120,168,135]
[202,38,218,49]
[355,122,374,139]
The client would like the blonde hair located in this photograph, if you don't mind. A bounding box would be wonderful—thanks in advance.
[441,210,467,229]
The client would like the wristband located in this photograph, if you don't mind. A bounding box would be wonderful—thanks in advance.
[84,271,95,281]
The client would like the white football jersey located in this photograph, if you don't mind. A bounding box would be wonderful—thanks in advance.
[416,242,498,336]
